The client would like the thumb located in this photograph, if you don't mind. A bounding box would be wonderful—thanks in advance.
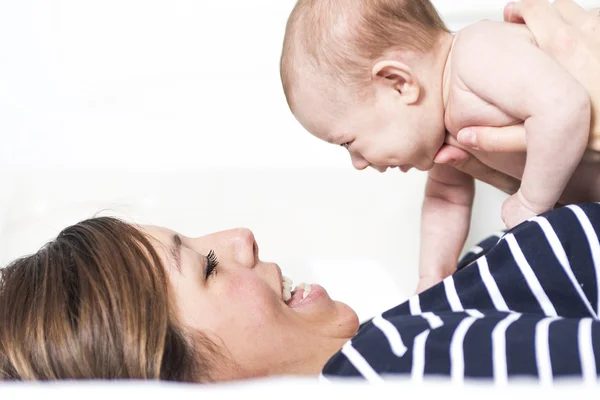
[457,125,527,152]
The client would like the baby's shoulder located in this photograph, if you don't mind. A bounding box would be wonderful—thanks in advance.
[453,20,535,57]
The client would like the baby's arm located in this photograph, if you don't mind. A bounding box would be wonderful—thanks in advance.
[455,21,591,228]
[417,164,474,293]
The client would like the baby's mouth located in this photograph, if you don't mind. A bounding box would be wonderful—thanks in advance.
[282,275,312,305]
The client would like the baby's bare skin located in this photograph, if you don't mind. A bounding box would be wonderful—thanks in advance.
[281,2,593,296]
[443,20,590,226]
[417,19,591,293]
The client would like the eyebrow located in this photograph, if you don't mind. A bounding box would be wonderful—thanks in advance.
[170,234,183,273]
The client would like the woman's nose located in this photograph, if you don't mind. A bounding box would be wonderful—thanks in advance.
[229,228,258,268]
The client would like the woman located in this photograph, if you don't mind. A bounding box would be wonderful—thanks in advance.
[1,202,600,383]
[0,218,358,381]
[2,0,600,384]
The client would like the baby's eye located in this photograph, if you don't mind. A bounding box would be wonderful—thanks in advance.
[340,142,351,149]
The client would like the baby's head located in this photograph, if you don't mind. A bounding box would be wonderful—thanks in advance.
[281,0,451,172]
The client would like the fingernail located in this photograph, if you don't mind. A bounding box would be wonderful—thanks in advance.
[457,129,478,149]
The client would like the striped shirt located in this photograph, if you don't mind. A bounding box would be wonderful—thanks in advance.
[322,203,600,384]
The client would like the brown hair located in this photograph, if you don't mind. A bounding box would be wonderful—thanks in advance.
[280,0,450,108]
[0,216,220,382]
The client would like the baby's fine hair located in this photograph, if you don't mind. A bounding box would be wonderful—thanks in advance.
[280,0,449,107]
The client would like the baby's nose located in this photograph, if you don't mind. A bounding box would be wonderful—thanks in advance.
[350,153,370,170]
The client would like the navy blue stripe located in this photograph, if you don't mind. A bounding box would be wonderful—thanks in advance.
[382,301,410,319]
[505,316,538,378]
[485,238,545,314]
[418,281,452,313]
[322,352,363,378]
[463,317,497,378]
[549,319,582,377]
[452,263,495,310]
[423,315,463,376]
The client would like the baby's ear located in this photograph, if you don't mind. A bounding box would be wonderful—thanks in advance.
[371,60,420,105]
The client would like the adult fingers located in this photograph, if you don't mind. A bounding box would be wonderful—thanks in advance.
[580,8,600,40]
[456,124,527,153]
[434,145,521,196]
[553,0,589,26]
[511,0,569,50]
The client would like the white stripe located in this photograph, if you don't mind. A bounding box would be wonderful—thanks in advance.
[578,318,597,385]
[567,205,600,314]
[372,315,407,357]
[444,276,464,312]
[341,341,384,383]
[469,245,484,255]
[506,234,558,317]
[450,317,478,384]
[465,309,485,319]
[409,295,421,315]
[492,313,521,385]
[477,257,509,312]
[535,317,560,386]
[532,217,598,318]
[318,373,332,383]
[411,330,431,383]
[421,312,444,329]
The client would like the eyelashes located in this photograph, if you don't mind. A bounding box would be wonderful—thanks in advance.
[341,142,351,149]
[205,250,219,280]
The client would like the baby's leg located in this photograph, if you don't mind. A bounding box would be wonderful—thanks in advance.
[416,203,600,318]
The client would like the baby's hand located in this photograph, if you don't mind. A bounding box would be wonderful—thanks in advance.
[501,189,547,229]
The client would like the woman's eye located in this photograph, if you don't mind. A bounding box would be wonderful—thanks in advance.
[204,250,219,280]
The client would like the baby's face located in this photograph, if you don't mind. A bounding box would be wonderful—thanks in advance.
[292,79,446,173]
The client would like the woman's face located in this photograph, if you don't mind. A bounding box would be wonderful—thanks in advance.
[142,225,359,380]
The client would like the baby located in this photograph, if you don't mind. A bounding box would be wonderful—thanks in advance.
[280,0,594,291]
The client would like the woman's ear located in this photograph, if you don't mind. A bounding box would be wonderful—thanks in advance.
[371,60,420,104]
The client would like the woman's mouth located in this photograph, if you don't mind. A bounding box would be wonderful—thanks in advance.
[282,275,314,307]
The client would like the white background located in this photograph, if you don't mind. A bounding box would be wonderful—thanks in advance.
[0,0,596,321]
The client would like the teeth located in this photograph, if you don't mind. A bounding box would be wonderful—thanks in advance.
[281,277,313,303]
[282,288,291,302]
[302,284,312,299]
[282,275,293,301]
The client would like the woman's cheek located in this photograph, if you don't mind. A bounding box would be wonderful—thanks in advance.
[222,274,282,322]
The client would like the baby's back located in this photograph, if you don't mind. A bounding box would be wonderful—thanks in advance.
[444,19,598,205]
[444,20,536,135]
